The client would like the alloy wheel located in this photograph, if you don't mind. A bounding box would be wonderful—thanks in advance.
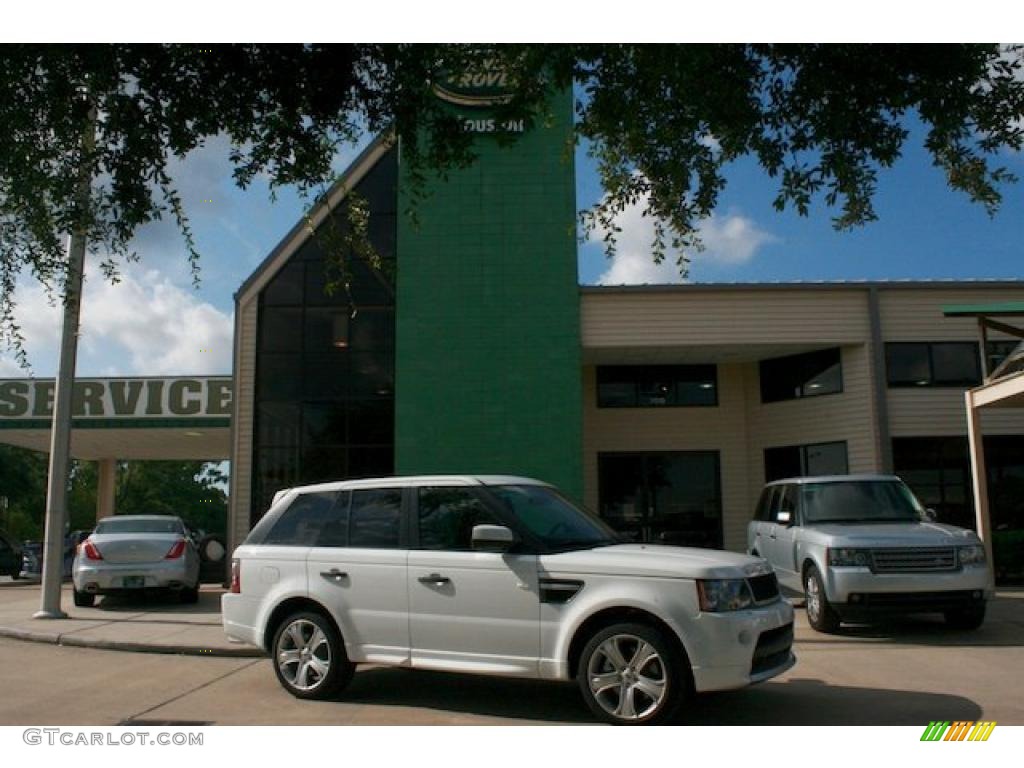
[586,633,668,721]
[276,618,332,692]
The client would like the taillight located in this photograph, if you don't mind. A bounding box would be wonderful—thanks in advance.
[165,539,187,559]
[82,540,103,561]
[230,558,241,594]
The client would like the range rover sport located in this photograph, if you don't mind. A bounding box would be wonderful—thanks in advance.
[223,475,795,725]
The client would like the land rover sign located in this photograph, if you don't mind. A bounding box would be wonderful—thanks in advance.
[0,377,232,420]
[432,59,514,107]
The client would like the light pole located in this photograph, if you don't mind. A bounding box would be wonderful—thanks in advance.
[34,103,95,619]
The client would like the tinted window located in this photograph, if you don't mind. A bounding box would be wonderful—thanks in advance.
[765,441,848,482]
[759,348,842,403]
[489,484,617,550]
[801,481,922,523]
[349,488,402,548]
[418,487,499,550]
[754,488,772,521]
[597,365,717,408]
[886,342,981,387]
[95,517,184,535]
[263,491,345,546]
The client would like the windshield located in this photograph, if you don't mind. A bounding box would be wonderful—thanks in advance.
[487,485,619,551]
[801,481,924,524]
[95,517,184,535]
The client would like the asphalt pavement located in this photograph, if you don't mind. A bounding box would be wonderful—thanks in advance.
[0,579,1023,725]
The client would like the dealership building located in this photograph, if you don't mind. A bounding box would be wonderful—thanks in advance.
[223,87,1024,575]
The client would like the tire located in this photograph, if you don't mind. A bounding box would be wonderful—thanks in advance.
[804,565,840,633]
[73,588,95,608]
[576,622,689,725]
[179,584,200,604]
[271,611,354,700]
[945,604,986,630]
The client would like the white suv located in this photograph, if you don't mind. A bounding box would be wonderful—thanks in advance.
[222,475,795,725]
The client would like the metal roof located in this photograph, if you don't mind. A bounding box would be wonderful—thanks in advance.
[581,279,1024,294]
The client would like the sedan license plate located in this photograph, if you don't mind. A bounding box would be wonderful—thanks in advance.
[123,576,145,588]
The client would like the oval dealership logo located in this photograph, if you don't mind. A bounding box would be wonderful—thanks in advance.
[433,61,514,107]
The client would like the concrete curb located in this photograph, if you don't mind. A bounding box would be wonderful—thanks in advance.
[0,625,265,658]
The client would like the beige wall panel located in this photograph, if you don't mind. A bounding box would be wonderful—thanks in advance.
[888,388,1024,436]
[743,345,880,513]
[582,290,871,348]
[229,298,258,552]
[582,363,752,552]
[878,288,1024,342]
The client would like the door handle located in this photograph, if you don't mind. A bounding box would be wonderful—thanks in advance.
[418,573,451,586]
[320,569,348,582]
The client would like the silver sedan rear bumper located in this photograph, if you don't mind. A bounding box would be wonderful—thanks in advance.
[73,559,196,593]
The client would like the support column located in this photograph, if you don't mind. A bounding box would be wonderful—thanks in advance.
[96,459,116,524]
[964,390,995,590]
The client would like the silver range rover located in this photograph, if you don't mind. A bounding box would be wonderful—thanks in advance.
[748,474,992,633]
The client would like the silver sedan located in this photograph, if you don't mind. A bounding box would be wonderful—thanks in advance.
[72,515,200,606]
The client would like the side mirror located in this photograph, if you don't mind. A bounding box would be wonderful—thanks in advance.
[923,508,938,522]
[776,510,792,525]
[471,524,516,552]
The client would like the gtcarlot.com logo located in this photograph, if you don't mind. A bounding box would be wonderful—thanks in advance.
[920,721,996,742]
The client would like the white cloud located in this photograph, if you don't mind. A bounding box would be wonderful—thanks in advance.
[594,192,776,285]
[0,260,233,377]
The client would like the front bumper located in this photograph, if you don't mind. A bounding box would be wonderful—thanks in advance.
[73,560,196,593]
[825,565,991,615]
[688,598,796,693]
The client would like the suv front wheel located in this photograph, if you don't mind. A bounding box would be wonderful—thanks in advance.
[804,565,840,633]
[272,611,354,700]
[577,622,688,725]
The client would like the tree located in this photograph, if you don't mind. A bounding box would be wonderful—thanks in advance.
[1,43,1023,355]
[1,449,229,539]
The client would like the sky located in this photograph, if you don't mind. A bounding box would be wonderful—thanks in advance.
[1,80,1023,381]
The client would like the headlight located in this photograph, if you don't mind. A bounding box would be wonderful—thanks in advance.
[697,579,754,612]
[828,548,873,567]
[958,545,986,567]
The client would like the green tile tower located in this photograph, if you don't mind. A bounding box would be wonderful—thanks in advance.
[395,86,582,500]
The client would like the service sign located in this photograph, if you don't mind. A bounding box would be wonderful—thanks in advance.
[0,377,233,421]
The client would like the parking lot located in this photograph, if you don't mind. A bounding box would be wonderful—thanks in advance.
[1,579,1022,725]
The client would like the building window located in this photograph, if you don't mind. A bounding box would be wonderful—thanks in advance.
[597,451,722,548]
[986,340,1022,375]
[596,365,718,408]
[764,441,849,482]
[885,342,981,387]
[892,437,972,529]
[759,348,842,404]
[251,148,398,525]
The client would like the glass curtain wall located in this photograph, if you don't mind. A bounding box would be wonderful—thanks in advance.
[251,149,398,525]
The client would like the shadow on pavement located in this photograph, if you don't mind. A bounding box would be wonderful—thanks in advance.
[342,667,593,723]
[689,677,983,725]
[798,614,1024,648]
[90,590,223,616]
[333,667,983,726]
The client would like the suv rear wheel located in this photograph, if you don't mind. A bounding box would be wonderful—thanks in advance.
[577,622,688,725]
[271,611,354,700]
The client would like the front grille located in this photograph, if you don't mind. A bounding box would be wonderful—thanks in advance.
[747,573,780,603]
[751,622,793,675]
[871,547,957,573]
